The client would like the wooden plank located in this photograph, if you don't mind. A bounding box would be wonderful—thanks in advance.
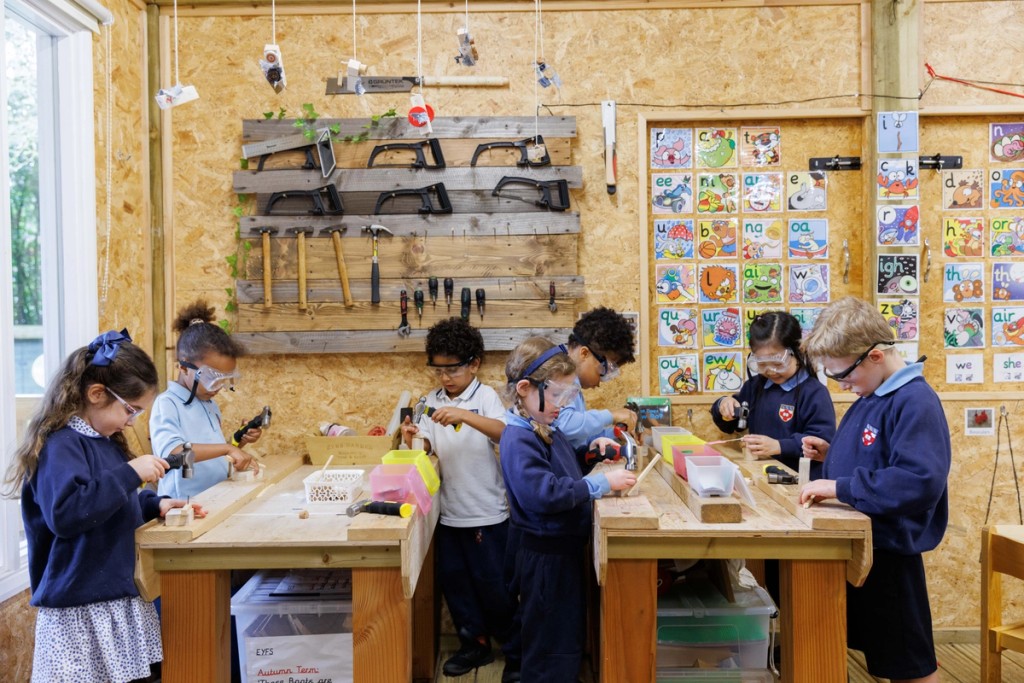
[238,212,581,238]
[781,559,847,683]
[353,567,412,683]
[161,570,231,683]
[347,510,414,542]
[655,457,742,523]
[236,300,577,332]
[233,327,574,354]
[600,559,656,683]
[233,165,583,194]
[237,275,585,304]
[593,494,660,530]
[242,234,580,280]
[253,188,575,215]
[243,116,577,141]
[411,540,437,681]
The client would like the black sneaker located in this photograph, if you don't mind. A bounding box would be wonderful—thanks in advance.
[500,660,521,683]
[442,636,494,677]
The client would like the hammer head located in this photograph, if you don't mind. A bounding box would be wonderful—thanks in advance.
[363,224,393,238]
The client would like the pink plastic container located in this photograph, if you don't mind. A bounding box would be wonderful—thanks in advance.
[672,444,724,480]
[368,463,432,514]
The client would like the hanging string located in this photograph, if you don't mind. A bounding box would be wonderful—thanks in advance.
[985,406,1021,526]
[271,0,276,44]
[352,0,357,60]
[926,63,1024,101]
[464,0,469,31]
[173,0,179,84]
[533,0,540,140]
[416,0,423,94]
[100,23,113,309]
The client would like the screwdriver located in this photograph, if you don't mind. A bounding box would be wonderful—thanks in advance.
[444,278,454,312]
[414,289,424,322]
[460,287,471,321]
[428,276,438,309]
[475,288,485,321]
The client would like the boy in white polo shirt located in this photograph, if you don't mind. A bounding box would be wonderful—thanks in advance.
[400,317,512,677]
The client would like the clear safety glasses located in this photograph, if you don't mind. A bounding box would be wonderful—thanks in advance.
[747,348,792,375]
[181,361,241,392]
[427,356,475,379]
[588,348,621,383]
[106,387,145,423]
[823,340,895,381]
[528,378,580,410]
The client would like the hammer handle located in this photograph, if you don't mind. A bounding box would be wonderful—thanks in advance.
[261,232,272,308]
[371,261,380,304]
[296,231,308,311]
[330,231,354,307]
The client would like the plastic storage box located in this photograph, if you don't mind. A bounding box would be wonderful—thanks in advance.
[657,578,776,670]
[672,445,725,479]
[369,463,432,514]
[231,569,354,683]
[657,669,773,683]
[381,449,440,495]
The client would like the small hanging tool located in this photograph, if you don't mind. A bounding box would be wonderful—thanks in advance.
[460,287,472,321]
[373,183,453,214]
[492,177,570,211]
[428,276,438,309]
[231,406,272,446]
[289,227,313,311]
[602,100,617,195]
[398,290,412,337]
[444,278,454,312]
[363,224,393,304]
[324,227,353,307]
[258,227,277,308]
[549,280,558,313]
[414,288,424,322]
[470,136,550,167]
[475,288,485,321]
[346,499,413,517]
[736,401,750,431]
[367,139,446,169]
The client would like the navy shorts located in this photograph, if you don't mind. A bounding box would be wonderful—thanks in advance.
[847,549,937,679]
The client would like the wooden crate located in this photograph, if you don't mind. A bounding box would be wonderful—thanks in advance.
[305,434,396,465]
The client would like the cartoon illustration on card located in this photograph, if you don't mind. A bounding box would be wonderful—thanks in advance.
[786,171,827,211]
[703,351,744,393]
[696,173,739,214]
[701,307,744,349]
[742,173,783,213]
[877,158,919,200]
[658,307,699,348]
[943,217,985,257]
[656,264,697,303]
[943,263,984,303]
[990,169,1024,209]
[742,219,784,260]
[694,128,737,168]
[947,353,983,385]
[651,173,693,214]
[991,306,1024,346]
[697,218,739,259]
[790,306,824,337]
[739,127,781,167]
[789,264,830,304]
[698,264,739,304]
[877,112,919,153]
[788,219,829,259]
[743,307,769,341]
[654,219,694,260]
[877,254,919,296]
[941,169,985,210]
[944,308,985,349]
[878,298,919,341]
[658,354,700,396]
[993,262,1024,301]
[741,262,784,305]
[991,217,1024,256]
[876,205,919,246]
[991,123,1024,163]
[651,128,693,169]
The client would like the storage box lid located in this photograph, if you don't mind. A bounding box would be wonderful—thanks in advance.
[656,669,773,683]
[657,579,776,618]
[231,570,353,617]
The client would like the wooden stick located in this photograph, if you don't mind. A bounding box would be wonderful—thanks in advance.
[296,229,308,311]
[330,230,354,307]
[318,454,335,482]
[626,455,661,497]
[261,231,273,308]
[703,437,745,446]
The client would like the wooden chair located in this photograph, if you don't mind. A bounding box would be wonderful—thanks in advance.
[981,525,1024,682]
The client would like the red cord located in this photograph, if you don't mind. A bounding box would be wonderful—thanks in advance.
[925,62,1024,100]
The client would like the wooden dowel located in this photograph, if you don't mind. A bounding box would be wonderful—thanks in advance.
[331,231,354,307]
[261,231,272,308]
[296,230,308,311]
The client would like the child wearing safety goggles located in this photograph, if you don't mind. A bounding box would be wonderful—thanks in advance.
[499,338,636,683]
[710,310,836,476]
[150,301,261,498]
[552,307,639,452]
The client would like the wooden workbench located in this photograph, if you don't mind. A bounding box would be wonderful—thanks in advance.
[594,453,872,683]
[136,453,439,683]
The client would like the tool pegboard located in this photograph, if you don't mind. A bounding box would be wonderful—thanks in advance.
[231,115,584,354]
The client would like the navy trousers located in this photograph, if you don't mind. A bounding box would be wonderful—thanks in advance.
[437,520,516,641]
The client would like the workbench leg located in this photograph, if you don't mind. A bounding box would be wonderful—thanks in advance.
[354,567,411,683]
[161,570,231,683]
[600,558,656,683]
[780,559,846,683]
[412,539,437,682]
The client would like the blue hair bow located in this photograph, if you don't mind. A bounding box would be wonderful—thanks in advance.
[88,329,132,366]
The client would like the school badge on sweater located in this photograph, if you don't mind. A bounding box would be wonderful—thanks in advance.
[778,404,794,422]
[862,424,879,446]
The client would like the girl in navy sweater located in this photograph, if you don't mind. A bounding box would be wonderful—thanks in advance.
[3,330,202,683]
[710,310,836,476]
[801,297,949,683]
[500,337,635,683]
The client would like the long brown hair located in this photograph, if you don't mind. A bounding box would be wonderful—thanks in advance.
[2,338,158,496]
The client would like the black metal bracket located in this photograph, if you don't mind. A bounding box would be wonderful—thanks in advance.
[374,183,454,214]
[918,154,963,170]
[492,176,570,211]
[471,136,551,167]
[266,184,345,216]
[367,139,446,169]
[809,156,861,171]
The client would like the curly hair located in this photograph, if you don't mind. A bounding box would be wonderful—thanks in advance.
[173,300,246,362]
[567,307,636,365]
[425,317,485,364]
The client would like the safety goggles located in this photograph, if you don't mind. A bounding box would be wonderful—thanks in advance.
[747,349,792,375]
[588,348,621,383]
[823,340,895,381]
[526,378,580,411]
[106,387,145,423]
[427,356,475,379]
[180,361,241,392]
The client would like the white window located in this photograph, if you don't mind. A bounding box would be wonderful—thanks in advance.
[1,0,108,602]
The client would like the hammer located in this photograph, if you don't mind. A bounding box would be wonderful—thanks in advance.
[257,227,278,308]
[289,227,313,311]
[324,227,353,307]
[363,224,393,304]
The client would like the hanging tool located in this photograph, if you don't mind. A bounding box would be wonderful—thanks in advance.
[325,227,353,307]
[374,183,453,214]
[267,184,344,215]
[258,227,277,308]
[475,289,485,321]
[549,280,557,313]
[602,100,617,195]
[346,499,413,517]
[398,290,412,337]
[363,225,393,304]
[460,287,472,321]
[367,139,446,169]
[492,177,570,211]
[243,128,335,177]
[470,136,550,167]
[444,278,454,312]
[414,289,424,322]
[164,442,195,479]
[290,227,313,311]
[428,276,438,309]
[232,406,272,446]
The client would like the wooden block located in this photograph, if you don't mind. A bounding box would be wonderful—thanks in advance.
[230,463,264,482]
[347,510,414,542]
[594,494,659,530]
[164,506,194,527]
[656,459,741,523]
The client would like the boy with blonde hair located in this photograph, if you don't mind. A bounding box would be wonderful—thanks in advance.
[800,297,949,683]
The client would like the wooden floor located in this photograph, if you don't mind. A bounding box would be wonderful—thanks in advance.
[434,642,1024,682]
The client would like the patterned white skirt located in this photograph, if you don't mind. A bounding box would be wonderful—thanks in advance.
[32,596,162,683]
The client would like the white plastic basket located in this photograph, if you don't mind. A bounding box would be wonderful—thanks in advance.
[303,469,364,504]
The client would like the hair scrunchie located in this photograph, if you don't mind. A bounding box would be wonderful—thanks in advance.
[88,328,132,366]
